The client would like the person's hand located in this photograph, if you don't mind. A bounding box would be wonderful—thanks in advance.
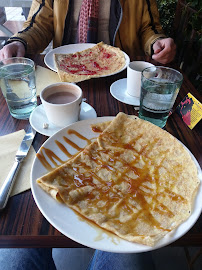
[0,41,25,60]
[152,38,176,64]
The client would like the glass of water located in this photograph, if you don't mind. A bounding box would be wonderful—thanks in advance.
[0,57,37,119]
[139,66,183,128]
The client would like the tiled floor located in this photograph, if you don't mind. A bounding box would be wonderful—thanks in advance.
[5,7,26,21]
[0,7,25,47]
[0,7,52,52]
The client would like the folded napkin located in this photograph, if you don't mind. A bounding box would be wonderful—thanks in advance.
[35,65,61,96]
[0,130,36,196]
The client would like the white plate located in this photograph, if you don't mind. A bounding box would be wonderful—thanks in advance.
[29,102,97,137]
[110,78,140,106]
[31,117,202,253]
[44,43,130,75]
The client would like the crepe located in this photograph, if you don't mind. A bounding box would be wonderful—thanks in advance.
[37,113,199,246]
[54,42,126,83]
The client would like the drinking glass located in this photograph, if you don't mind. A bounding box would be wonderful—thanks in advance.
[139,66,183,128]
[0,57,37,119]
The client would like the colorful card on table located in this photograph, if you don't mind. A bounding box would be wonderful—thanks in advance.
[175,93,202,129]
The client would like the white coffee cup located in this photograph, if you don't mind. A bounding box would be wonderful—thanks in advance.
[40,82,82,127]
[127,61,155,97]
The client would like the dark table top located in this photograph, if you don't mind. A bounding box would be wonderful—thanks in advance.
[0,55,201,248]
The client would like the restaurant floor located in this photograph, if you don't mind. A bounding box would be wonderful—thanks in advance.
[52,247,202,270]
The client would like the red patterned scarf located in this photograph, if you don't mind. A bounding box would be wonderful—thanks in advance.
[77,0,100,43]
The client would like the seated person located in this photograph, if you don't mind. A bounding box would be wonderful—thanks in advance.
[0,0,176,64]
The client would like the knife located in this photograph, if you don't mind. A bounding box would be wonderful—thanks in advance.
[0,126,36,210]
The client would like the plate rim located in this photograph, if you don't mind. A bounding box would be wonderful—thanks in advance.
[44,43,130,75]
[31,117,202,253]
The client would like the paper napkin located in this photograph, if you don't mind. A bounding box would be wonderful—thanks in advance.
[0,130,36,196]
[35,65,61,96]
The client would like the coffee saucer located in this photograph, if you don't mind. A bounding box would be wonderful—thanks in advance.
[29,102,97,137]
[110,78,140,106]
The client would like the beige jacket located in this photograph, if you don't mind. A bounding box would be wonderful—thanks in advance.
[8,0,165,60]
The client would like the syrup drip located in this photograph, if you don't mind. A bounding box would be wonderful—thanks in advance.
[37,129,93,171]
[37,127,187,233]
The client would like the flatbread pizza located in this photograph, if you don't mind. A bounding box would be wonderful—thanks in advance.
[54,42,126,83]
[36,113,200,246]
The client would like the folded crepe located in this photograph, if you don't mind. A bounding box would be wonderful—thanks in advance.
[36,113,199,246]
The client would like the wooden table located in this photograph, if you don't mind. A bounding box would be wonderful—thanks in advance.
[0,55,201,248]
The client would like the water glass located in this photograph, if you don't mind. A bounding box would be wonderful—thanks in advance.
[0,57,37,119]
[139,66,183,128]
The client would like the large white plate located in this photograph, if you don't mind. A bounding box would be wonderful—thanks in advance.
[31,117,202,253]
[44,43,130,75]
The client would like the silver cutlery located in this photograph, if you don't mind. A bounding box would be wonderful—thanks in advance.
[0,126,36,210]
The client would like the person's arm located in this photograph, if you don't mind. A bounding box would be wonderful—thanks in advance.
[140,0,176,64]
[5,0,54,55]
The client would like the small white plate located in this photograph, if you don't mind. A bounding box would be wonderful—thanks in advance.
[110,78,140,106]
[29,102,97,136]
[44,43,130,75]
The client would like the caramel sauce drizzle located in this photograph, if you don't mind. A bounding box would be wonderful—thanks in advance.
[69,134,186,232]
[91,126,103,133]
[37,127,188,234]
[36,147,64,170]
[55,140,72,158]
[67,129,92,145]
[37,128,92,171]
[63,136,82,151]
[74,209,120,245]
[36,150,54,171]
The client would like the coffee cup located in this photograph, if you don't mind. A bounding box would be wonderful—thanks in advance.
[127,61,154,97]
[40,82,82,127]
